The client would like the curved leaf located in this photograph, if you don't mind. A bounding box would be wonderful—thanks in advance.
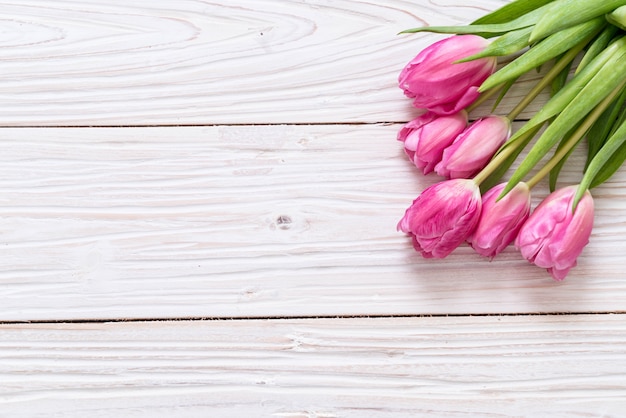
[456,27,532,62]
[479,17,605,92]
[530,0,626,42]
[550,54,574,97]
[471,0,556,25]
[607,5,626,31]
[576,25,620,73]
[575,117,626,208]
[400,2,551,37]
[502,47,626,197]
[497,36,626,147]
[584,87,626,170]
[549,121,585,192]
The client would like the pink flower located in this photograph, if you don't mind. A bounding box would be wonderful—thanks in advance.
[435,115,510,179]
[399,35,497,115]
[397,111,468,174]
[515,186,594,281]
[468,182,531,258]
[397,179,482,258]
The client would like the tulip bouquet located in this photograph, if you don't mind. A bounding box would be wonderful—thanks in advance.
[396,0,626,280]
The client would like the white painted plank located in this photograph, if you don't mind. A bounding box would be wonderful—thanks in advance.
[1,126,625,321]
[0,0,548,126]
[1,315,625,417]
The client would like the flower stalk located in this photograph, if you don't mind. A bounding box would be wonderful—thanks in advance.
[505,34,595,121]
[525,79,626,191]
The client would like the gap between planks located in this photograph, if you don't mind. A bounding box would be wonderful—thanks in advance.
[2,311,624,325]
[0,118,534,129]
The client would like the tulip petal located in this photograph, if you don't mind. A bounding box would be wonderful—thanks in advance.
[515,186,594,280]
[398,179,482,258]
[399,35,496,116]
[469,183,530,258]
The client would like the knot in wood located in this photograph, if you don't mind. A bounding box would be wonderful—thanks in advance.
[276,215,292,230]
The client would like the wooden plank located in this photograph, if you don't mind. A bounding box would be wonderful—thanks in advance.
[1,315,625,416]
[0,0,546,126]
[1,126,625,321]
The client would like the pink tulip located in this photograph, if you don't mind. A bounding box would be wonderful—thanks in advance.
[468,182,531,258]
[397,111,468,174]
[399,35,497,115]
[435,115,510,179]
[397,179,482,258]
[515,186,594,281]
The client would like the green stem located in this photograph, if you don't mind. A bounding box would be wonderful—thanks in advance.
[525,79,626,189]
[506,36,591,121]
[472,147,515,186]
[473,128,537,186]
[466,84,502,113]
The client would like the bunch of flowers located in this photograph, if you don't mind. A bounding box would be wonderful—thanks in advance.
[396,0,626,280]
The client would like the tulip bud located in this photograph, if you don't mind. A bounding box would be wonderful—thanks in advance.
[435,115,511,179]
[468,182,531,258]
[515,185,594,280]
[397,111,468,174]
[398,179,482,258]
[399,35,497,115]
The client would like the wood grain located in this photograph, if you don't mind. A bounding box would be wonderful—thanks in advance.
[0,0,547,126]
[1,125,625,321]
[1,315,625,417]
[3,1,626,415]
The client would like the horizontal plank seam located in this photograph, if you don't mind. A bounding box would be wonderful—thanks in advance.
[3,122,401,128]
[2,312,624,325]
[0,120,532,129]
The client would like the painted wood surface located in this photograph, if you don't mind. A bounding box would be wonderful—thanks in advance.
[2,0,626,416]
[2,315,626,417]
[0,0,547,126]
[1,125,626,321]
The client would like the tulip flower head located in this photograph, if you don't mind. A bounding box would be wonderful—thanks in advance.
[398,35,497,115]
[515,186,594,281]
[397,111,468,174]
[468,182,531,258]
[397,179,482,258]
[435,115,511,179]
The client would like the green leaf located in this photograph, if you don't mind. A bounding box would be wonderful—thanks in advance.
[400,2,551,37]
[491,78,518,113]
[479,17,606,92]
[576,25,620,74]
[550,54,574,97]
[471,0,556,25]
[575,117,626,208]
[456,27,532,62]
[584,87,626,170]
[399,23,524,37]
[590,137,626,188]
[549,122,585,192]
[610,102,626,139]
[502,43,626,197]
[499,36,626,147]
[530,0,626,42]
[605,5,626,31]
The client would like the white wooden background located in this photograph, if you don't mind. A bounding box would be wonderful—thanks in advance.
[1,0,625,416]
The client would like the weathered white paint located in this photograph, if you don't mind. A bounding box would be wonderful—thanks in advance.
[2,1,625,415]
[0,0,543,126]
[1,315,625,417]
[1,125,624,321]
